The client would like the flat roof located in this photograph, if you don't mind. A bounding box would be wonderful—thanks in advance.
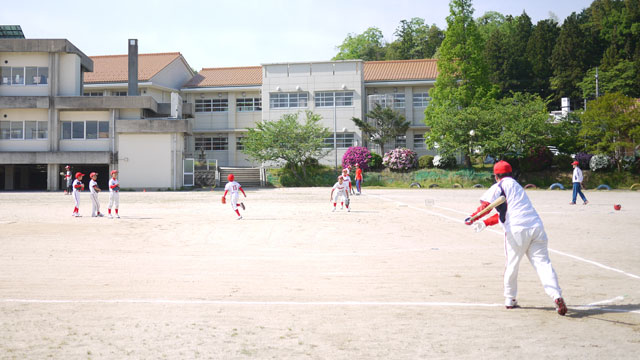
[0,39,93,72]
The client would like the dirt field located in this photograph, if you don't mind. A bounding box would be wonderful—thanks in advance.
[1,187,639,359]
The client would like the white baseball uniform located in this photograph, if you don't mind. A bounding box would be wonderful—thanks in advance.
[65,171,72,190]
[89,179,101,216]
[480,177,563,302]
[108,178,120,210]
[332,181,348,203]
[342,174,353,193]
[224,180,242,210]
[72,179,82,209]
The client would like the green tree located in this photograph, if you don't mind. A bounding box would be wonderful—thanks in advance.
[526,19,560,102]
[243,111,330,181]
[390,18,444,59]
[476,11,506,41]
[333,27,387,61]
[578,60,640,98]
[579,92,640,164]
[424,0,495,166]
[351,104,410,155]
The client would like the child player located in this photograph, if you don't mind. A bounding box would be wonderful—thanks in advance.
[331,175,350,212]
[89,172,104,217]
[222,173,246,220]
[108,170,120,218]
[71,172,85,217]
[342,168,354,195]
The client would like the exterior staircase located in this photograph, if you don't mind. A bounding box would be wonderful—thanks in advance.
[219,167,262,187]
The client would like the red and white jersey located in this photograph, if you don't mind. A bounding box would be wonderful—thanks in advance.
[109,178,119,192]
[342,174,352,185]
[224,181,242,196]
[89,179,99,194]
[480,177,542,233]
[332,182,348,194]
[72,179,83,193]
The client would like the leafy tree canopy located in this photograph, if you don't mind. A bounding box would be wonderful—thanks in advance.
[351,104,410,155]
[333,27,387,61]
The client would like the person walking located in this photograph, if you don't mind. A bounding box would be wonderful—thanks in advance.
[570,161,588,205]
[354,163,363,195]
[465,160,568,316]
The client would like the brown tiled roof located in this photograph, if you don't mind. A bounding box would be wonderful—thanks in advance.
[364,59,438,82]
[84,52,184,83]
[183,66,262,88]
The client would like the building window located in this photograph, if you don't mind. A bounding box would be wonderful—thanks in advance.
[0,121,9,139]
[236,137,245,150]
[324,133,355,148]
[237,98,261,112]
[25,67,48,85]
[393,93,405,109]
[112,91,127,96]
[413,92,431,108]
[315,91,354,107]
[24,121,48,140]
[395,135,407,148]
[1,66,48,86]
[83,91,103,96]
[195,99,229,112]
[0,121,42,140]
[61,121,109,140]
[270,92,308,109]
[413,133,425,148]
[195,136,228,150]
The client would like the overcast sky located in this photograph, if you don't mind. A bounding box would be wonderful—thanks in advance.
[2,0,594,70]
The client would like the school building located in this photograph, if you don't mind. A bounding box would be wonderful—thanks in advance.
[1,36,437,190]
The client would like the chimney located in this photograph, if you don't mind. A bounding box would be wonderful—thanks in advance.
[128,39,138,96]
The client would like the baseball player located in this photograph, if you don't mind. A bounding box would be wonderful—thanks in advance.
[355,163,363,195]
[331,175,350,212]
[342,168,354,195]
[65,165,72,195]
[222,174,246,220]
[108,170,120,218]
[71,172,85,217]
[465,160,567,316]
[89,172,104,217]
[570,161,588,205]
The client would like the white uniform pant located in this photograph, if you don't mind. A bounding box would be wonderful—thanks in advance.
[229,193,239,210]
[503,226,562,300]
[73,190,80,209]
[90,193,100,216]
[333,192,347,203]
[109,191,119,209]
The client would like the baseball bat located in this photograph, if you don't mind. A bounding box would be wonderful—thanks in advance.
[464,195,505,225]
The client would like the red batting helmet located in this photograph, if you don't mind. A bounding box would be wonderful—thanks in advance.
[75,172,84,179]
[227,173,234,181]
[89,172,98,178]
[111,170,118,175]
[493,160,512,175]
[65,165,70,169]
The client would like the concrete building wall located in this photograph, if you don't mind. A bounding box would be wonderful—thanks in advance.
[0,109,49,151]
[119,108,142,119]
[118,133,173,188]
[58,53,82,96]
[0,52,50,97]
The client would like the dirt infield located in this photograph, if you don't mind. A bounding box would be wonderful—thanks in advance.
[1,188,639,359]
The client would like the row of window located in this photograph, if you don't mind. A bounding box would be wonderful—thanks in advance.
[195,98,262,113]
[1,66,49,86]
[83,91,127,96]
[0,121,48,140]
[195,136,243,151]
[61,121,109,140]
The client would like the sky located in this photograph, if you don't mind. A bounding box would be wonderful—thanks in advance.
[2,0,595,71]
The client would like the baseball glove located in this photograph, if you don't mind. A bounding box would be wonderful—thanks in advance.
[221,196,226,204]
[345,197,350,207]
[240,202,245,210]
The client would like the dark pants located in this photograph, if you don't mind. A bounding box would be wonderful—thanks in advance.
[572,182,587,203]
[356,179,361,193]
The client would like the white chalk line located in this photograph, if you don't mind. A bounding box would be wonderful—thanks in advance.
[369,194,640,280]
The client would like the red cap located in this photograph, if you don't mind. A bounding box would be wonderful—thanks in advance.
[227,173,234,181]
[571,161,579,166]
[493,160,512,175]
[89,172,98,178]
[111,170,118,175]
[65,165,70,169]
[75,172,84,179]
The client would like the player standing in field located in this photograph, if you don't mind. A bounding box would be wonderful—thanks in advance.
[342,168,354,195]
[222,174,246,220]
[354,163,363,195]
[331,175,350,212]
[64,165,72,195]
[465,160,567,315]
[108,170,120,218]
[89,172,104,217]
[71,172,85,217]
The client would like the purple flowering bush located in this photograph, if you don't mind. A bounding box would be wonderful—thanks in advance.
[575,152,593,169]
[342,146,373,171]
[383,148,418,171]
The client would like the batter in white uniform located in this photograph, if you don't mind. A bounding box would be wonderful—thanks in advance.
[89,172,104,217]
[466,160,567,316]
[71,172,84,217]
[108,170,120,218]
[331,176,350,212]
[222,173,246,220]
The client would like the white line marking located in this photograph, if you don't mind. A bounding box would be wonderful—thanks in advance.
[0,298,502,307]
[369,194,640,280]
[587,296,625,306]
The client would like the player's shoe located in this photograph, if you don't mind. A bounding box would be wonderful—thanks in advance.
[240,202,245,210]
[569,202,576,205]
[583,200,589,205]
[97,213,104,217]
[340,206,343,210]
[332,208,336,212]
[236,216,243,220]
[108,214,113,219]
[347,208,351,212]
[116,214,120,219]
[505,298,518,309]
[555,297,567,316]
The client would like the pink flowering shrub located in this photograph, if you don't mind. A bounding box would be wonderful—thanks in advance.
[342,146,373,171]
[382,148,418,171]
